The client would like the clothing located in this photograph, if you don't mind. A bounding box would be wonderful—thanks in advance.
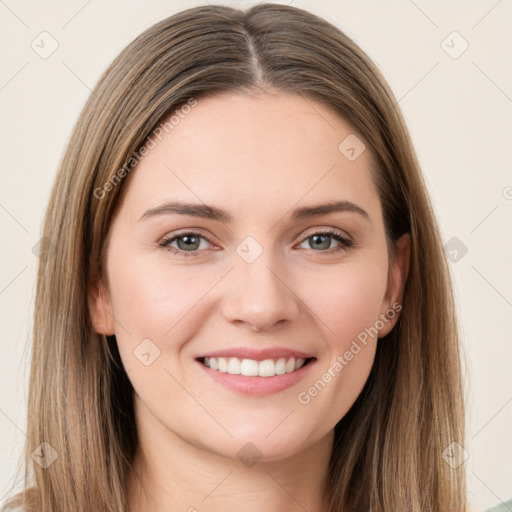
[486,498,512,512]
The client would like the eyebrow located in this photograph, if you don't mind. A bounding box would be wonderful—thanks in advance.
[139,199,370,223]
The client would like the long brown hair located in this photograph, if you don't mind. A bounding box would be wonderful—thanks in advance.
[5,4,468,511]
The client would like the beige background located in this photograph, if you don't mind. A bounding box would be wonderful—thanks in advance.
[1,1,511,510]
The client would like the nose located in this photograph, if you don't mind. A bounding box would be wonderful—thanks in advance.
[220,248,301,333]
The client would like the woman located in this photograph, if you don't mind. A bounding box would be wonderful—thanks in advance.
[3,3,498,511]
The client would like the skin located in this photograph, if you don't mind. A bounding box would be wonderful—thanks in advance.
[90,89,410,512]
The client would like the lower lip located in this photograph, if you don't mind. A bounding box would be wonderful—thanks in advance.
[196,359,315,396]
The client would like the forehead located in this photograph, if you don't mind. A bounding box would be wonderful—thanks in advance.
[121,91,381,222]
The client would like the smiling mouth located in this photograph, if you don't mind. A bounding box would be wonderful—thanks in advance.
[198,356,315,377]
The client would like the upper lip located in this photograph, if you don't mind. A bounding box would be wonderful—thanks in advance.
[196,347,315,361]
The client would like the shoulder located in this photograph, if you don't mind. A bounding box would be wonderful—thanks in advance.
[484,498,512,512]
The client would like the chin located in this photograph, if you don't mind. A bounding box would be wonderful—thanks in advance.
[221,423,327,464]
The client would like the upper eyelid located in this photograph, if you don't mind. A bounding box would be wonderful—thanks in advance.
[159,229,215,245]
[299,226,351,241]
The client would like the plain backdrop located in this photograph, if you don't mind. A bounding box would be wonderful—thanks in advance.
[1,1,511,510]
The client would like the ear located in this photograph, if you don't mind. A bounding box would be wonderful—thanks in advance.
[88,277,116,335]
[378,233,410,338]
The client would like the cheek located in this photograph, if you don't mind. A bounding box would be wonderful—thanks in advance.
[108,255,219,342]
[294,257,387,418]
[105,256,221,414]
[306,258,388,349]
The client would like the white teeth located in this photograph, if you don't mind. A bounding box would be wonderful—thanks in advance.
[275,357,287,375]
[258,359,276,377]
[227,357,241,374]
[240,358,259,376]
[202,356,308,377]
[218,357,228,373]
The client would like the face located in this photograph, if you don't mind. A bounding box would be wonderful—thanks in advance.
[90,90,409,462]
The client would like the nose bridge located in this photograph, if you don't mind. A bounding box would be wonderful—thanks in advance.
[221,235,300,331]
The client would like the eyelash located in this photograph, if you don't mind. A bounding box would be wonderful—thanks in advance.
[158,229,354,258]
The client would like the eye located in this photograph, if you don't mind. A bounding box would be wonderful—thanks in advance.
[159,228,353,258]
[297,229,353,253]
[159,232,213,257]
